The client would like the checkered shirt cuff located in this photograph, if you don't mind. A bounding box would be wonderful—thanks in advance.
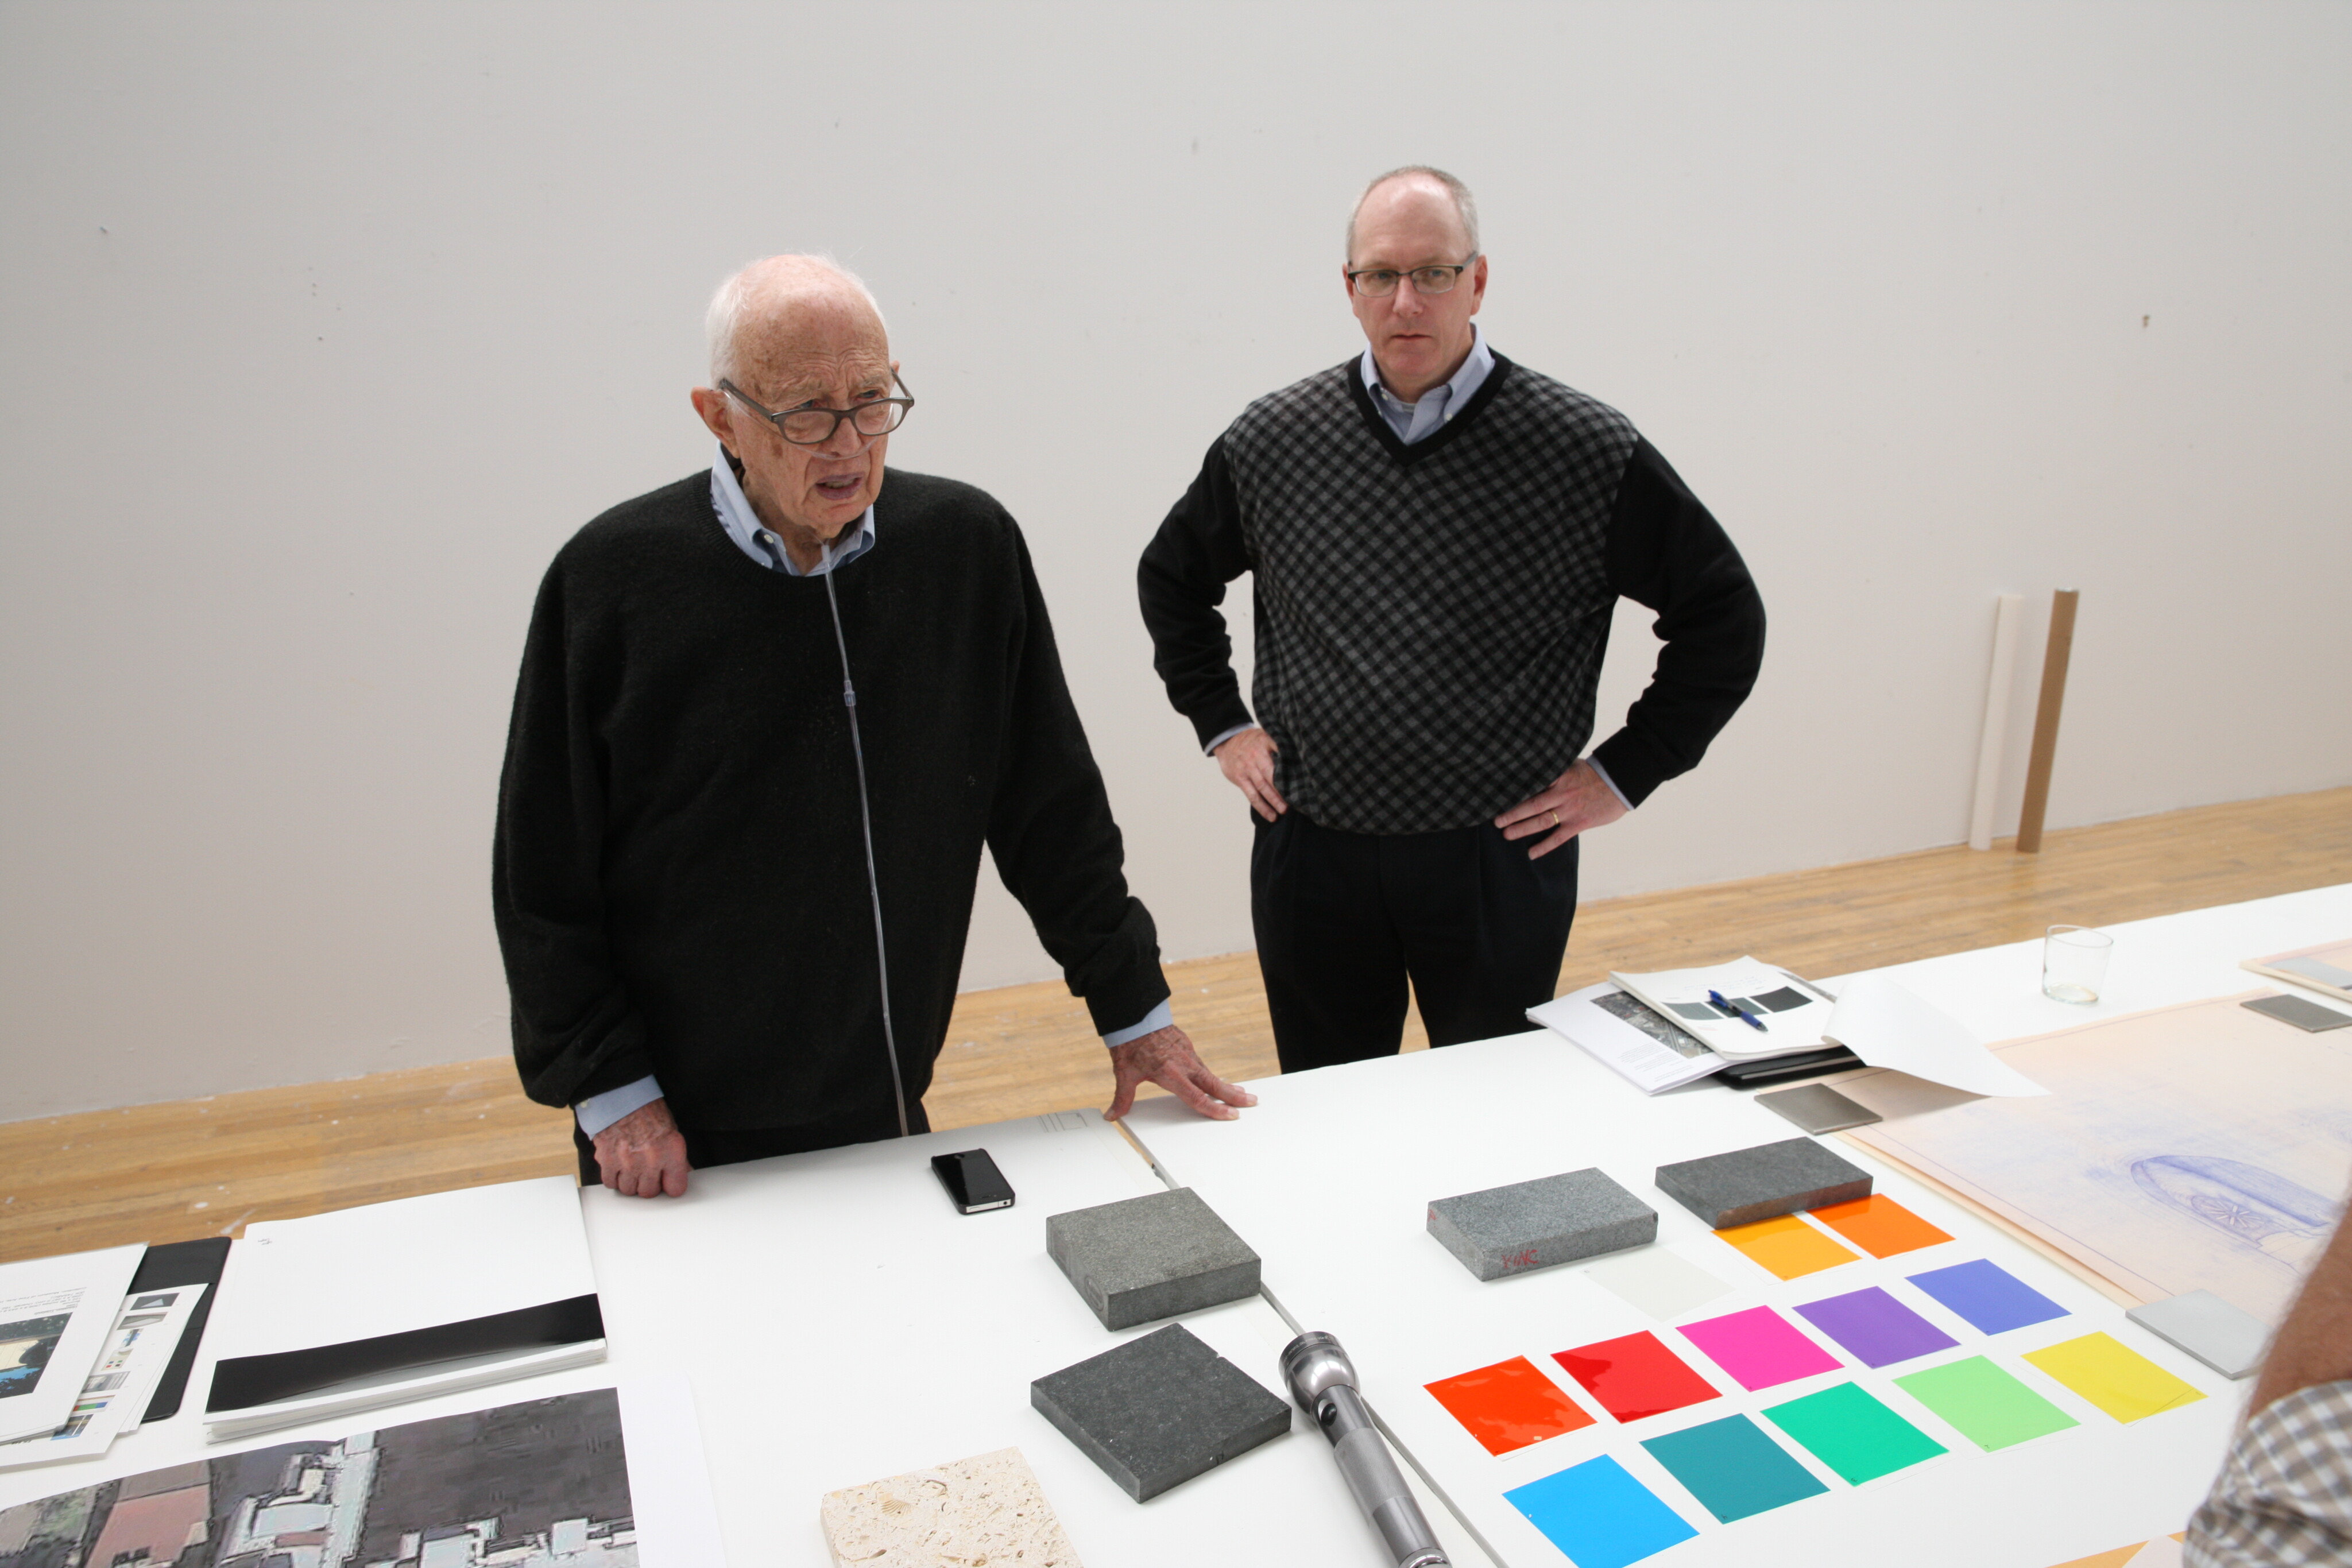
[2189,1381,2352,1567]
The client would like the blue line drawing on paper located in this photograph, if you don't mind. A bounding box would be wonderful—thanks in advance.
[2132,1155,2336,1269]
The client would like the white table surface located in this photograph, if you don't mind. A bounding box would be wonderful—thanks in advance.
[6,883,2343,1565]
[1120,882,2352,1566]
[0,1104,1492,1567]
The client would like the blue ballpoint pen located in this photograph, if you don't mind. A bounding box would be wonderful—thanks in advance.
[1709,989,1769,1032]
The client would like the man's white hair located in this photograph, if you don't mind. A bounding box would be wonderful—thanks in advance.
[1346,165,1480,261]
[704,254,887,385]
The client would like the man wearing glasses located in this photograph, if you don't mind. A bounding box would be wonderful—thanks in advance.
[498,255,1251,1198]
[1140,168,1766,1072]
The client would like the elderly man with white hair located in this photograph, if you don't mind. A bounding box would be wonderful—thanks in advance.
[495,255,1251,1198]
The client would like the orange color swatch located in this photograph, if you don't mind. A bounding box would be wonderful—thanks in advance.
[1714,1214,1857,1280]
[1809,1195,1953,1258]
[1425,1356,1596,1455]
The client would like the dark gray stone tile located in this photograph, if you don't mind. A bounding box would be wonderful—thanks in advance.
[1654,1136,1873,1228]
[1426,1168,1658,1280]
[1046,1187,1260,1330]
[1030,1323,1291,1501]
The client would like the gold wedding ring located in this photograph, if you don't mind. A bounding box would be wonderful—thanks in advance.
[1549,810,1561,828]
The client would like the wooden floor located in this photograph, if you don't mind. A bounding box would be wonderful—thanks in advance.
[4,785,2347,1265]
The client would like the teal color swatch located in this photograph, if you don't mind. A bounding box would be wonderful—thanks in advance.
[1505,1454,1697,1568]
[1895,1355,2079,1450]
[1763,1381,1948,1484]
[1641,1413,1829,1523]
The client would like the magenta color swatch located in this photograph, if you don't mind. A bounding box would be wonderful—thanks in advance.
[1794,1286,1959,1368]
[1678,1306,1843,1391]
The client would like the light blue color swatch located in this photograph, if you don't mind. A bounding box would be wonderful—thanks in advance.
[1505,1454,1698,1568]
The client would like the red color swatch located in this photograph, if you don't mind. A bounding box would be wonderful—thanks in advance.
[1552,1331,1723,1423]
[1425,1356,1597,1455]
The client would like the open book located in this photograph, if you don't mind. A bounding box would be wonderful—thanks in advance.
[1607,957,1837,1062]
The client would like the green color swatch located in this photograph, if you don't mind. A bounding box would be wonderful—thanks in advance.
[1763,1381,1947,1484]
[1894,1356,2079,1451]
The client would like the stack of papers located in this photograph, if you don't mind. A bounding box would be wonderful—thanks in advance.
[1607,958,1838,1062]
[203,1176,605,1442]
[0,1246,148,1448]
[0,1283,207,1470]
[1533,961,2050,1099]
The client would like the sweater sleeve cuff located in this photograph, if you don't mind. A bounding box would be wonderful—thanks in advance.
[1583,755,1633,811]
[1202,722,1255,758]
[575,1075,664,1137]
[1102,998,1175,1049]
[1189,697,1255,754]
[1589,727,1676,809]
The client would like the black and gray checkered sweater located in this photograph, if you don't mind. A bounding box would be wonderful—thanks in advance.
[1139,352,1765,835]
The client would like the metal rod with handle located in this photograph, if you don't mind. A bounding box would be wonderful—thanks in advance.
[1282,1331,1450,1568]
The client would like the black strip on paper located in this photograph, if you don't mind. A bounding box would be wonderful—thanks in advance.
[130,1236,233,1423]
[206,1293,604,1413]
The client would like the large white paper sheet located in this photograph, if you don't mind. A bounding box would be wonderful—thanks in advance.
[0,1245,145,1443]
[1825,974,2050,1097]
[1842,991,2350,1321]
[211,1176,595,1358]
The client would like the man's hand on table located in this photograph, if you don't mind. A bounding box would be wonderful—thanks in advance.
[1213,727,1286,821]
[1105,1025,1258,1122]
[591,1097,691,1198]
[1495,758,1626,860]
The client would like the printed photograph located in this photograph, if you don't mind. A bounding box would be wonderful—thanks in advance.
[1593,992,1713,1060]
[0,1317,70,1403]
[0,1388,636,1568]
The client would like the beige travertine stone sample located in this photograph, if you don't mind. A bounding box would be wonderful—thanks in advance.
[821,1446,1082,1567]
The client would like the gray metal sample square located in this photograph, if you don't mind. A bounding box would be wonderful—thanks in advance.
[1426,1168,1658,1281]
[1654,1137,1873,1228]
[2127,1290,2269,1380]
[1030,1323,1290,1501]
[1755,1083,1882,1135]
[1046,1187,1260,1330]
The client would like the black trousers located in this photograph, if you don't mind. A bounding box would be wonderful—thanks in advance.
[1252,809,1579,1073]
[573,1098,930,1187]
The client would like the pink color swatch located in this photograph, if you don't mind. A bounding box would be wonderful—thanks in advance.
[1678,1306,1843,1391]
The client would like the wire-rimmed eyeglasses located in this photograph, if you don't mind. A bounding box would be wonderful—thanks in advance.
[720,373,914,446]
[1345,258,1479,297]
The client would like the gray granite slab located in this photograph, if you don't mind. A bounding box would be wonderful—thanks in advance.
[1030,1323,1291,1501]
[2127,1290,2269,1380]
[1426,1168,1658,1281]
[1046,1187,1260,1330]
[1654,1136,1873,1228]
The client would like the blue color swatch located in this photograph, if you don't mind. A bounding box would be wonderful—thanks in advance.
[1505,1454,1697,1568]
[1908,1258,2068,1334]
[1642,1413,1830,1523]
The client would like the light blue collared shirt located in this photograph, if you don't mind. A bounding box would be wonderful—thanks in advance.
[710,441,877,576]
[1203,329,1630,811]
[575,448,1173,1136]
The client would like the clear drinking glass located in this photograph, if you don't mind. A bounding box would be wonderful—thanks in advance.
[2043,926,2113,1004]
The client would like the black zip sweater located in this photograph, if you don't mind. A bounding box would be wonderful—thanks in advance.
[1139,353,1766,832]
[494,468,1167,1132]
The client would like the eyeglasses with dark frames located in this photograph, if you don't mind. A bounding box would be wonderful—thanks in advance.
[719,373,915,446]
[1345,258,1479,297]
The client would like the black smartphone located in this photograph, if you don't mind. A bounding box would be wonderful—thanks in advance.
[931,1149,1015,1213]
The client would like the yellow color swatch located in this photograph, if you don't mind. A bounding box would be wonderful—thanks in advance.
[2024,1333,2206,1422]
[1713,1214,1857,1280]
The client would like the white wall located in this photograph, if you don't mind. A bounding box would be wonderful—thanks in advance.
[3,2,2347,1122]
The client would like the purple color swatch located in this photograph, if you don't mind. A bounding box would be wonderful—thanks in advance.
[1678,1306,1843,1391]
[1794,1286,1959,1368]
[1908,1259,2069,1335]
